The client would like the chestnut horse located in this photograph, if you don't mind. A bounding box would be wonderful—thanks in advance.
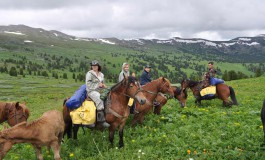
[181,79,238,106]
[63,76,146,148]
[153,86,188,115]
[131,77,174,127]
[0,102,29,126]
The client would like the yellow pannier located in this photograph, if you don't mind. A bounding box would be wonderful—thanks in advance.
[70,100,96,125]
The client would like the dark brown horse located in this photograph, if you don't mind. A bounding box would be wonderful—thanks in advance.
[0,102,30,126]
[181,79,238,106]
[131,77,174,126]
[153,86,188,114]
[63,76,146,148]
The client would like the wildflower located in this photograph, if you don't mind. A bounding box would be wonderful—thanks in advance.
[160,116,165,120]
[69,153,74,157]
[203,149,206,154]
[234,122,240,126]
[116,147,118,149]
[194,150,197,154]
[187,150,191,154]
[138,149,142,152]
[162,134,167,138]
[260,125,263,129]
[132,139,135,143]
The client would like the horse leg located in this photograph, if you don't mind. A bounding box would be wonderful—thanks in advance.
[73,124,79,139]
[109,123,118,147]
[131,113,140,127]
[32,144,43,160]
[154,105,162,115]
[118,123,126,148]
[50,140,61,160]
[0,141,13,160]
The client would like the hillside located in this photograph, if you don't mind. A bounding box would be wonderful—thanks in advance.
[0,25,264,83]
[1,74,265,159]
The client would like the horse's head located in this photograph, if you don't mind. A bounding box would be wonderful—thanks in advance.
[157,77,174,98]
[6,102,30,127]
[173,87,187,108]
[181,79,190,90]
[123,76,146,105]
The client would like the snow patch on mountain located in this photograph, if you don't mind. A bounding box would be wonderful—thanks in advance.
[4,31,25,35]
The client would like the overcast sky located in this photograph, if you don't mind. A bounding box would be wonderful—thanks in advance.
[1,0,265,41]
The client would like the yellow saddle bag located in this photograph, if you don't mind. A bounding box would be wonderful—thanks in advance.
[200,86,216,96]
[70,100,96,125]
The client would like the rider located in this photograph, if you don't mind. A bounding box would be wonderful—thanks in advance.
[118,62,130,82]
[202,61,224,88]
[140,64,160,107]
[140,64,152,86]
[86,60,110,128]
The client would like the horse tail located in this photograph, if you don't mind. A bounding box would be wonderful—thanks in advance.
[229,86,238,105]
[62,98,73,139]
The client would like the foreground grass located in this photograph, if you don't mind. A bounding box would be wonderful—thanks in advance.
[1,75,265,159]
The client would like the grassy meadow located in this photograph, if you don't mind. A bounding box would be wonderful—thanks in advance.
[1,74,265,159]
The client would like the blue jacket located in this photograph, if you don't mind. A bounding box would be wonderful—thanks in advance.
[140,70,152,85]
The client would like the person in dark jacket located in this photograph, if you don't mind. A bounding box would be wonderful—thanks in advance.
[139,64,159,107]
[140,65,152,86]
[202,61,224,88]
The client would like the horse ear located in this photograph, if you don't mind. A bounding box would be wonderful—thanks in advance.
[15,102,21,110]
[122,75,128,85]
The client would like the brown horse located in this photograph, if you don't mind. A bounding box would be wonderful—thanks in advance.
[0,110,64,160]
[131,77,174,126]
[181,79,238,106]
[153,86,188,115]
[0,102,30,126]
[63,76,146,148]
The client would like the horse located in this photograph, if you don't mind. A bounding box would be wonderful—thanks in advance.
[153,86,188,115]
[63,76,146,148]
[0,110,64,160]
[131,77,175,127]
[0,102,30,127]
[181,79,238,107]
[261,100,265,145]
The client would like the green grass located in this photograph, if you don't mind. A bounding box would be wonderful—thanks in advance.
[1,75,265,159]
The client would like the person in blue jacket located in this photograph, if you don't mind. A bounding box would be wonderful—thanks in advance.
[140,65,152,86]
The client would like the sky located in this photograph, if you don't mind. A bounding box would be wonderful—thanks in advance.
[1,0,265,41]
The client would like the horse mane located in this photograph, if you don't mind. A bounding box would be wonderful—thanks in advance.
[111,76,136,92]
[1,115,46,135]
[174,87,188,98]
[187,80,200,87]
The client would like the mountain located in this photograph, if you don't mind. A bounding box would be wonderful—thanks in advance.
[0,25,264,83]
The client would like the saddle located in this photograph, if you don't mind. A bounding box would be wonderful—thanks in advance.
[200,86,216,97]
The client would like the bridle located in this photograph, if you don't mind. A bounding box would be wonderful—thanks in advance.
[107,79,144,119]
[5,103,28,126]
[142,80,171,97]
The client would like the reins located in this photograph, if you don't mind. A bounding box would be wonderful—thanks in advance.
[107,78,142,119]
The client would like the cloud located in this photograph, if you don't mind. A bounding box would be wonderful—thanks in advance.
[0,0,265,40]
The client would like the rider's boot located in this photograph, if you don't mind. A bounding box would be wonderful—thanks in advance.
[97,110,110,128]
